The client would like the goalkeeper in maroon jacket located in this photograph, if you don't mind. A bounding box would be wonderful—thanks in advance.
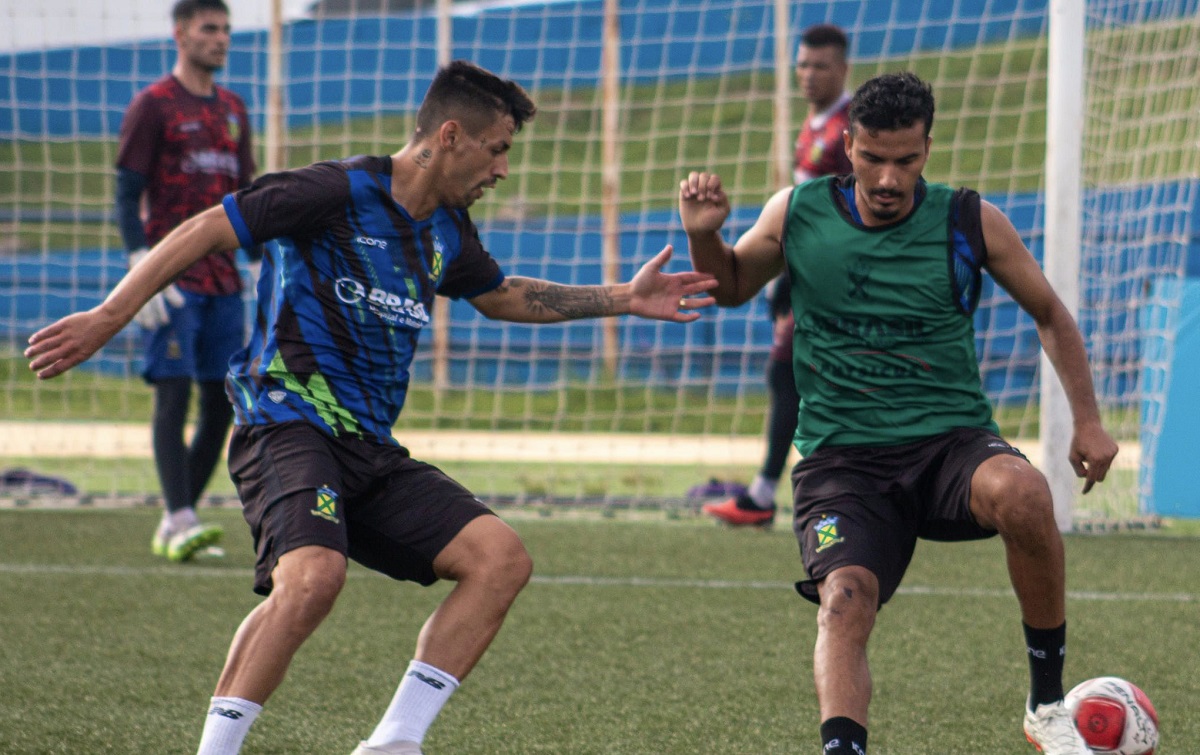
[115,0,259,562]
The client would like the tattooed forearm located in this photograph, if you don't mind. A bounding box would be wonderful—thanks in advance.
[507,278,616,320]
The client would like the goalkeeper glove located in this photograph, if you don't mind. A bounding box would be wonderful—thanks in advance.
[128,249,185,330]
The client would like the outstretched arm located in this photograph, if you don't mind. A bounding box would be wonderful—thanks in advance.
[26,205,240,379]
[468,245,717,323]
[981,200,1118,493]
[678,171,789,307]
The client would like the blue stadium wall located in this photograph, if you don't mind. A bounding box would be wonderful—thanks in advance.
[3,0,1195,138]
[5,182,1199,402]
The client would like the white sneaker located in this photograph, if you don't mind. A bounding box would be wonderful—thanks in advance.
[1023,698,1090,754]
[350,741,423,755]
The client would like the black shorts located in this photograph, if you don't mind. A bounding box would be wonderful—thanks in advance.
[228,421,494,595]
[791,426,1028,607]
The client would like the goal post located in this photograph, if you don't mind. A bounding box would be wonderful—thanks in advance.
[1043,0,1085,532]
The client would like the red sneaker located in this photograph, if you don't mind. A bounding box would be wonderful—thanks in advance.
[701,494,776,526]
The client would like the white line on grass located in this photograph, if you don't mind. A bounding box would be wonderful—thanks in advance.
[0,562,1195,603]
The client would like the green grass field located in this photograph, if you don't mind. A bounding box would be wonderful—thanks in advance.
[1,507,1196,754]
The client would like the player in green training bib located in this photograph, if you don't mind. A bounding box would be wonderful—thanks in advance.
[679,72,1118,755]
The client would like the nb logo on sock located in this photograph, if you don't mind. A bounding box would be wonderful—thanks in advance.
[407,670,446,690]
[208,706,244,720]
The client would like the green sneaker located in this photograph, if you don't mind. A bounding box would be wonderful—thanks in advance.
[166,523,224,563]
[151,529,171,558]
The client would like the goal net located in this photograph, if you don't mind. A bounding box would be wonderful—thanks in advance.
[2,0,1196,523]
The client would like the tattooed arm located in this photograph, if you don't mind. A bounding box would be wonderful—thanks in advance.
[468,245,719,324]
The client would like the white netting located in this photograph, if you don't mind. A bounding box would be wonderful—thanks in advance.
[2,0,1196,518]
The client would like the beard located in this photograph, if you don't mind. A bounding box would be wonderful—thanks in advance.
[867,191,904,221]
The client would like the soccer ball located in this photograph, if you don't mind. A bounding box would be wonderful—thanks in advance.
[1064,677,1159,755]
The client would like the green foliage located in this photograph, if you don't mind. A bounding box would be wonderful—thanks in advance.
[0,508,1197,753]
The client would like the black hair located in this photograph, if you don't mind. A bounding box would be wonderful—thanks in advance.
[172,0,230,24]
[415,60,537,139]
[848,71,935,137]
[800,24,848,57]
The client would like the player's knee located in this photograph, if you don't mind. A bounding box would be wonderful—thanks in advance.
[816,568,878,639]
[272,548,347,625]
[439,517,533,597]
[478,533,533,597]
[999,480,1055,535]
[973,459,1053,533]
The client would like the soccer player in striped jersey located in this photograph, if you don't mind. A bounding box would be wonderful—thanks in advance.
[115,0,258,562]
[679,72,1117,754]
[28,60,717,755]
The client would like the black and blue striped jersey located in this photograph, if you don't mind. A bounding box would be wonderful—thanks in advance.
[222,155,505,445]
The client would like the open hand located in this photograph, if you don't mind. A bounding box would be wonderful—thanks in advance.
[629,245,718,322]
[26,309,125,379]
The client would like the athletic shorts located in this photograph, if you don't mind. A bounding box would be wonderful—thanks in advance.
[227,421,495,595]
[791,426,1028,607]
[141,290,244,383]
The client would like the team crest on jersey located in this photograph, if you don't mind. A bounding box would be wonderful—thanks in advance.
[814,515,845,553]
[226,114,240,142]
[847,258,872,299]
[808,139,826,164]
[311,485,340,523]
[430,236,445,282]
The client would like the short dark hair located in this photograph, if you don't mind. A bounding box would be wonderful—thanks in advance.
[415,60,537,139]
[800,24,848,58]
[848,71,935,137]
[173,0,230,24]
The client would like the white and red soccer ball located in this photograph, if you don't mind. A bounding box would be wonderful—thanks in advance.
[1064,677,1159,755]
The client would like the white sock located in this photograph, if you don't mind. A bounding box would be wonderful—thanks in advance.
[747,475,778,508]
[365,660,460,746]
[196,696,262,755]
[168,507,199,533]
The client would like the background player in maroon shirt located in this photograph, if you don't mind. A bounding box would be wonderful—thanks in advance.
[702,24,853,527]
[115,0,257,562]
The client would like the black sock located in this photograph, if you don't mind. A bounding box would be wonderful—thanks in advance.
[820,716,868,754]
[1023,621,1066,708]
